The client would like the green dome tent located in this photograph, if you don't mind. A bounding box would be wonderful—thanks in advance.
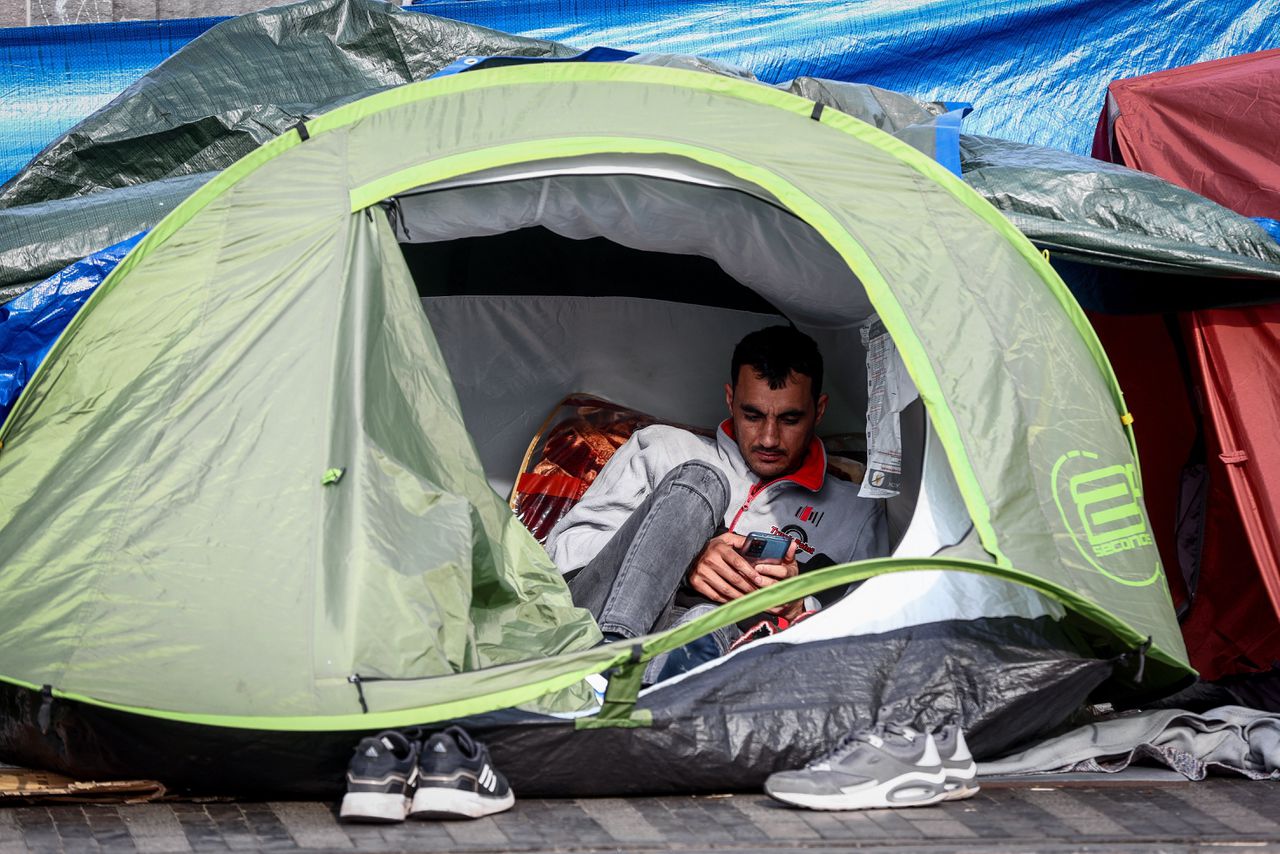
[0,62,1189,793]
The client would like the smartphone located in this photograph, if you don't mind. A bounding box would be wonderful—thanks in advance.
[741,531,791,561]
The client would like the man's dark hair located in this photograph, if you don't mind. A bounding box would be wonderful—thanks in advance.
[731,325,823,402]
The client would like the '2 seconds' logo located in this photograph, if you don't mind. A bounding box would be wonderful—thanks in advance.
[1051,450,1160,587]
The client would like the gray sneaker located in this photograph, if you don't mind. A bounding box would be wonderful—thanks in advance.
[934,724,979,800]
[764,723,947,811]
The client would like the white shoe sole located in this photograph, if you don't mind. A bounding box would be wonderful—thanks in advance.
[943,776,980,801]
[339,791,410,823]
[766,770,948,811]
[409,786,515,820]
[943,762,979,800]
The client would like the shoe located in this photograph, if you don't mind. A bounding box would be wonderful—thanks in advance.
[934,723,979,800]
[339,730,418,822]
[764,722,947,811]
[409,726,515,820]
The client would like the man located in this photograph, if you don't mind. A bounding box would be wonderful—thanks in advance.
[546,325,887,647]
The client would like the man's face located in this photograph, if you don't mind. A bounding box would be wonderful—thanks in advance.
[725,366,828,480]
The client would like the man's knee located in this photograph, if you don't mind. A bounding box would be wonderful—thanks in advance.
[655,460,730,518]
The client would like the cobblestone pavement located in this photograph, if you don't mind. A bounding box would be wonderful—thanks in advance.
[2,781,1279,853]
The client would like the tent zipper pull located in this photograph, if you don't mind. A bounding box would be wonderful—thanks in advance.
[37,684,53,734]
[385,197,409,239]
[348,674,369,714]
[1131,636,1153,684]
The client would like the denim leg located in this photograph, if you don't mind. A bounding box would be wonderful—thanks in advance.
[643,603,743,684]
[567,460,729,639]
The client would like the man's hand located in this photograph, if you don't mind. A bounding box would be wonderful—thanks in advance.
[755,539,804,619]
[687,532,774,603]
[688,535,805,615]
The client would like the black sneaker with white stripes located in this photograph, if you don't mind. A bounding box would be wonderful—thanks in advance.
[339,730,418,823]
[409,726,515,820]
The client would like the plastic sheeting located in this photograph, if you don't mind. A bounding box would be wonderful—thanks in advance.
[3,0,1279,185]
[0,173,211,303]
[0,233,141,425]
[961,135,1280,281]
[0,17,216,186]
[3,0,1279,309]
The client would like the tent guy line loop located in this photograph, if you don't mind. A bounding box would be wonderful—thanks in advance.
[347,675,369,714]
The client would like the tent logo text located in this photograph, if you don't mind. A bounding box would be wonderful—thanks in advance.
[1051,450,1160,587]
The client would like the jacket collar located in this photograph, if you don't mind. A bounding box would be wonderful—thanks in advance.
[717,419,826,494]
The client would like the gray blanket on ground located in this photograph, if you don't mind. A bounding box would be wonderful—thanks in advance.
[980,706,1280,781]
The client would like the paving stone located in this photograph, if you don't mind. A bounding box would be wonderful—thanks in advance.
[795,808,866,840]
[902,813,977,839]
[616,798,693,841]
[439,814,508,847]
[860,807,927,837]
[664,799,736,842]
[268,803,347,850]
[702,799,771,843]
[729,794,822,841]
[824,808,891,839]
[130,804,201,853]
[1166,784,1280,836]
[1105,787,1221,838]
[574,797,665,843]
[992,793,1083,840]
[1013,789,1128,837]
[201,805,259,850]
[7,781,1280,852]
[238,804,297,850]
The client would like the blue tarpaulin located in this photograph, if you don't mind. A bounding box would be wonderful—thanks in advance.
[1,0,1278,186]
[0,18,216,186]
[0,233,141,425]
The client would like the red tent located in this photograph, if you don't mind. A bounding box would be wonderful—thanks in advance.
[1092,51,1280,682]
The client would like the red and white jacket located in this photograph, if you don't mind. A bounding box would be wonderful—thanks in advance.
[546,420,887,575]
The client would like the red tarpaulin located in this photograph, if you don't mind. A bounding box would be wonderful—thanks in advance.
[1093,51,1280,680]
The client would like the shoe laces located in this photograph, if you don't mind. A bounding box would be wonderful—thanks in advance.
[441,725,481,758]
[811,721,918,766]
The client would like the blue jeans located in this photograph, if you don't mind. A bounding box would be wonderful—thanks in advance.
[567,460,731,640]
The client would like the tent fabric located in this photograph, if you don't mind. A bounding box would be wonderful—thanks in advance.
[1091,56,1280,680]
[422,296,793,496]
[4,0,1280,182]
[1180,307,1280,678]
[0,188,602,720]
[0,60,1190,738]
[1093,49,1280,221]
